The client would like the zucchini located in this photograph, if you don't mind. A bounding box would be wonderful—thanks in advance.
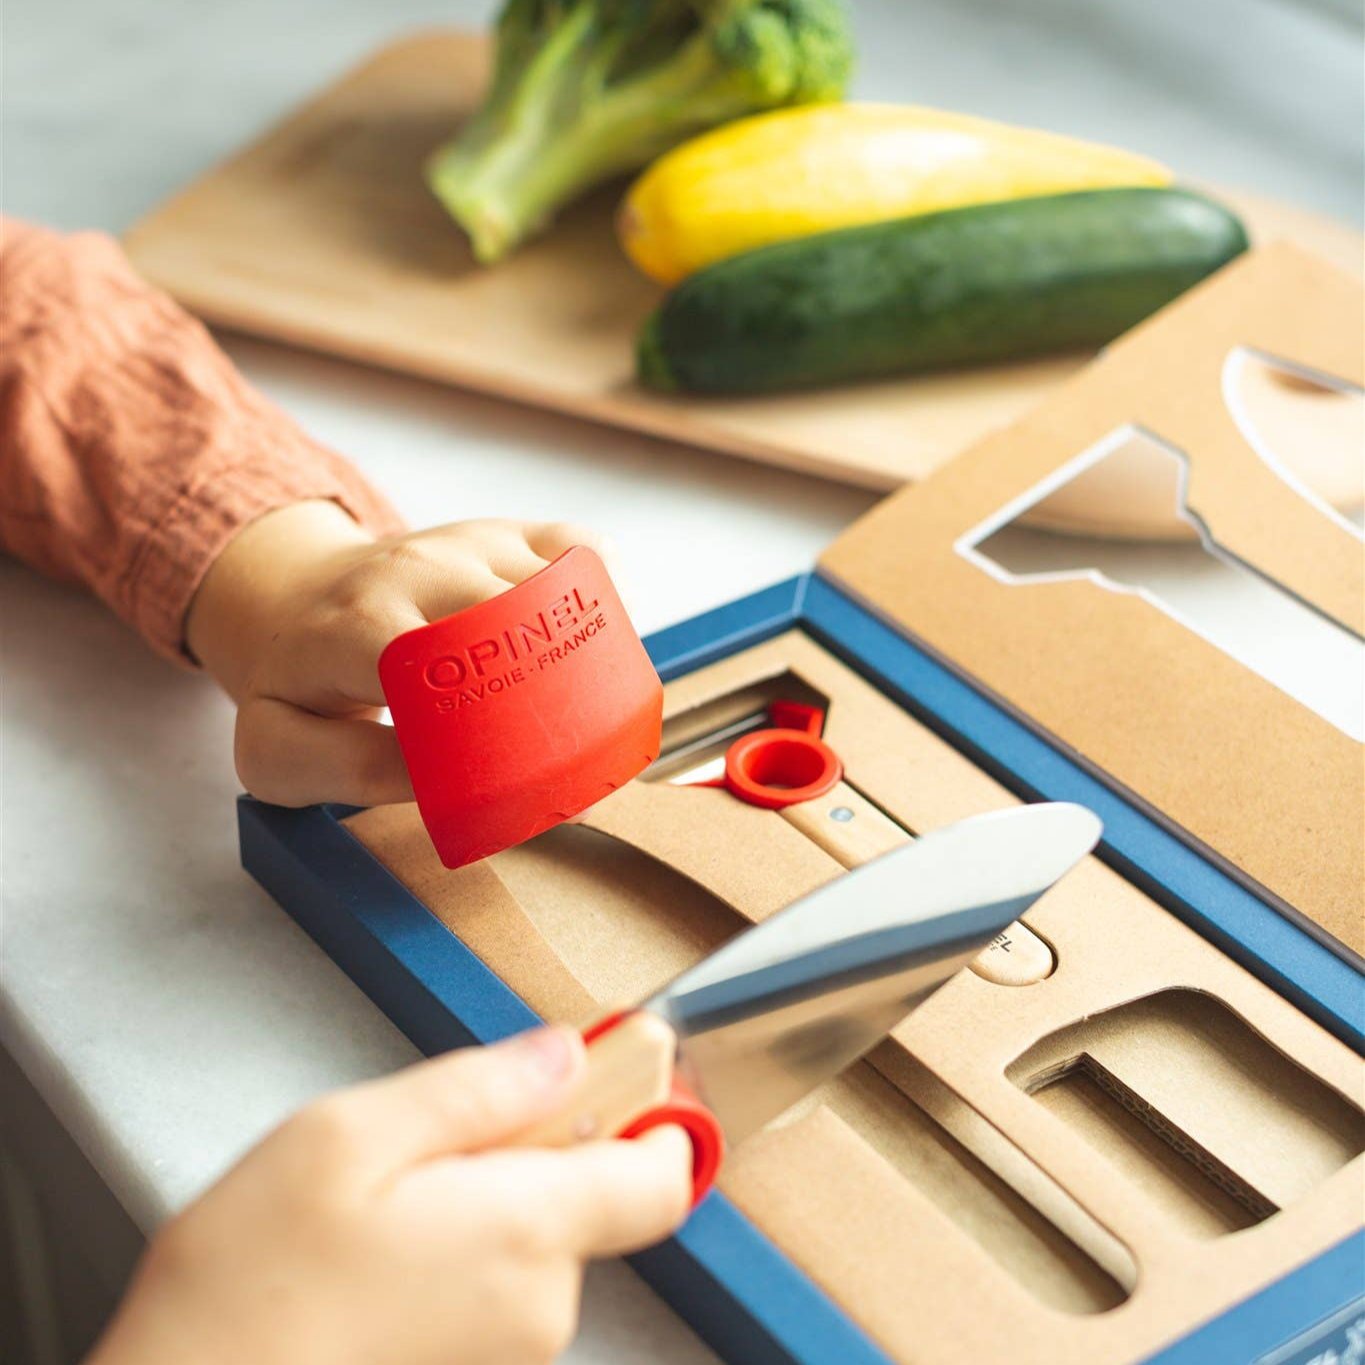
[636,187,1248,393]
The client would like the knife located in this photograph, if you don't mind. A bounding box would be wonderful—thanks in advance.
[518,802,1102,1203]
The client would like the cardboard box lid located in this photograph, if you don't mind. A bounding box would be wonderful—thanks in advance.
[820,243,1364,959]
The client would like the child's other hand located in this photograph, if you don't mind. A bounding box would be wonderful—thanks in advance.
[187,502,612,807]
[89,1028,692,1365]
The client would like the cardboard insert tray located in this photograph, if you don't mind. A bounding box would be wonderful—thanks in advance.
[240,245,1364,1364]
[241,585,1362,1365]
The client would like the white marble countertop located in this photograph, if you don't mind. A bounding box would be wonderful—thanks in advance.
[2,0,1360,1360]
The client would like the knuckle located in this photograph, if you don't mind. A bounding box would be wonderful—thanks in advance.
[283,1095,368,1169]
[463,521,532,563]
[141,1211,204,1288]
[544,520,600,552]
[322,573,388,630]
[381,539,442,575]
[437,1066,525,1144]
[494,1197,558,1262]
[454,517,514,542]
[545,519,587,542]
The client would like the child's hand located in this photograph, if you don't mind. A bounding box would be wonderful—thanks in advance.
[89,1027,692,1365]
[186,501,612,807]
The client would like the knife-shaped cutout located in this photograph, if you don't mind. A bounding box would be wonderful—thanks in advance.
[961,425,1365,741]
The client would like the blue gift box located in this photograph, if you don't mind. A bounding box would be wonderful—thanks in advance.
[240,570,1362,1365]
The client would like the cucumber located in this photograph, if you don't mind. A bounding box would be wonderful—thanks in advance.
[636,187,1248,394]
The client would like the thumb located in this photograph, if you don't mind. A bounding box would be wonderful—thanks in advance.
[324,1027,586,1181]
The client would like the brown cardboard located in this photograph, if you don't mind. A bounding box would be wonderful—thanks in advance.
[347,806,596,1021]
[120,29,1365,538]
[580,783,843,924]
[820,244,1365,957]
[342,627,1365,1365]
[1006,991,1365,1214]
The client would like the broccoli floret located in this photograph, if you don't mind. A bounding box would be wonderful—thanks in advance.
[427,0,854,262]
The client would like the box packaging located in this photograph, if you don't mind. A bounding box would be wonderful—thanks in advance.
[241,243,1365,1365]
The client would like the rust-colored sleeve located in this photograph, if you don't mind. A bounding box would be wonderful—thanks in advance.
[0,216,405,663]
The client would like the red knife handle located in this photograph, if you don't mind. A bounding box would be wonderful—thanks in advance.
[582,1013,725,1208]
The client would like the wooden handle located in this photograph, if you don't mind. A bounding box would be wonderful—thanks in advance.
[778,780,909,869]
[781,787,1042,984]
[518,1012,678,1147]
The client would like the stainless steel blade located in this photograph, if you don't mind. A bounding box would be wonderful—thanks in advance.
[644,802,1101,1142]
[649,711,767,786]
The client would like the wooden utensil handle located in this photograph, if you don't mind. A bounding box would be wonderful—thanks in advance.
[517,1012,727,1206]
[779,779,909,868]
[517,1011,678,1148]
[781,786,1046,983]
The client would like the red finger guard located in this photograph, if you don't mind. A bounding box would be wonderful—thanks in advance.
[379,547,663,869]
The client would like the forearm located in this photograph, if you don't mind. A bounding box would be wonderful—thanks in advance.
[0,216,403,664]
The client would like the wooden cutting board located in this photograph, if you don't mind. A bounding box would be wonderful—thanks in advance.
[123,29,1365,536]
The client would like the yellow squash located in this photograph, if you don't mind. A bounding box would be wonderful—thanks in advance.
[619,103,1172,284]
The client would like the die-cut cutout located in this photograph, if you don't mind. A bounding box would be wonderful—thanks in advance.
[961,426,1365,741]
[822,244,1365,959]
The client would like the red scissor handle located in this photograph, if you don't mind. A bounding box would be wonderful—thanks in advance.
[582,1013,725,1207]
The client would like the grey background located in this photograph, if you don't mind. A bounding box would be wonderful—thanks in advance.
[5,0,1362,233]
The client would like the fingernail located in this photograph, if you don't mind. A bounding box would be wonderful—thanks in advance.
[509,1027,577,1086]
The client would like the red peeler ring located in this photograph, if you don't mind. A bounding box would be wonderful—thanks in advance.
[699,700,843,811]
[582,1014,725,1208]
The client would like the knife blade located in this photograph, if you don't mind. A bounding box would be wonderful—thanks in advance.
[518,802,1101,1201]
